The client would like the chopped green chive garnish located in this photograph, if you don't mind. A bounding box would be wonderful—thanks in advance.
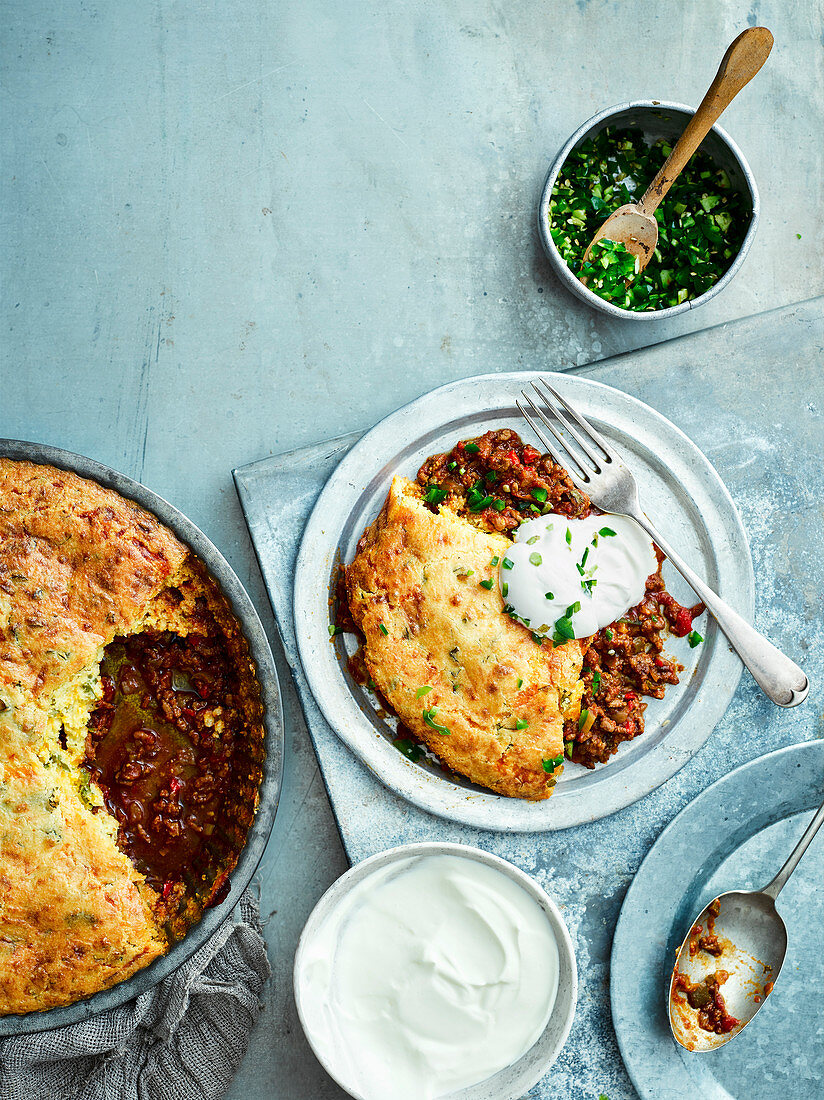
[423,484,448,505]
[565,528,572,545]
[527,535,540,545]
[516,678,523,690]
[542,754,564,772]
[552,615,575,645]
[492,498,506,511]
[529,552,542,566]
[688,630,704,648]
[531,487,548,502]
[328,624,344,637]
[592,670,602,695]
[548,125,749,312]
[447,461,457,471]
[565,741,573,758]
[415,685,433,699]
[490,555,499,566]
[581,547,590,567]
[378,623,388,636]
[565,601,581,615]
[599,527,617,537]
[604,628,614,641]
[532,632,543,644]
[422,707,451,735]
[501,581,509,597]
[578,708,590,730]
[394,737,424,762]
[515,718,529,730]
[545,591,555,600]
[464,442,480,453]
[479,578,494,590]
[502,557,514,570]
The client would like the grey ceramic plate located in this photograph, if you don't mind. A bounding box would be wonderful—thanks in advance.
[293,372,753,832]
[0,440,283,1035]
[612,741,824,1099]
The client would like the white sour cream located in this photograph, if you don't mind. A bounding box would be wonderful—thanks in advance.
[502,513,657,639]
[295,853,560,1100]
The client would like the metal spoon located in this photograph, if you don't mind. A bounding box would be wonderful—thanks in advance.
[668,791,824,1052]
[582,27,773,272]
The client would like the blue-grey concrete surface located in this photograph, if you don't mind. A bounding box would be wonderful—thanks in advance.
[1,1,822,1098]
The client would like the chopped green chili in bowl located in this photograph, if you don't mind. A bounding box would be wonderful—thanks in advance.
[545,122,753,313]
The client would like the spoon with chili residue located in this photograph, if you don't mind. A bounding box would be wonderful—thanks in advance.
[582,27,773,273]
[668,790,824,1052]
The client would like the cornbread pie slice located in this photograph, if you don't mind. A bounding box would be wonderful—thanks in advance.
[346,477,587,799]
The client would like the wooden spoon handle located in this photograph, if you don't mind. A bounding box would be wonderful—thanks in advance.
[637,27,773,217]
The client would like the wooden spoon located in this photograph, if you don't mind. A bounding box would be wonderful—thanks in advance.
[582,27,773,273]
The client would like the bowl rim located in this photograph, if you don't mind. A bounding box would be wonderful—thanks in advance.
[0,438,284,1036]
[537,99,760,321]
[293,840,578,1100]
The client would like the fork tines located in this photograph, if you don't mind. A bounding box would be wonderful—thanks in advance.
[516,377,614,484]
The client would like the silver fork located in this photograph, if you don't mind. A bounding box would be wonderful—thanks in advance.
[517,377,809,708]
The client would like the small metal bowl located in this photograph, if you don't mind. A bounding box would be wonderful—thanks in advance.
[294,842,578,1100]
[537,100,759,321]
[0,439,283,1036]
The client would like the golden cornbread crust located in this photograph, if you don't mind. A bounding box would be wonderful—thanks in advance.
[346,478,586,800]
[0,459,263,1015]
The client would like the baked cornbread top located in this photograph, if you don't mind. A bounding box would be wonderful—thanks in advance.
[0,459,188,715]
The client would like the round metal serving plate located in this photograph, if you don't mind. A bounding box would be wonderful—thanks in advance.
[611,741,824,1100]
[0,439,283,1036]
[294,372,753,832]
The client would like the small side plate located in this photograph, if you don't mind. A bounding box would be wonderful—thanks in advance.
[611,741,824,1099]
[294,372,753,832]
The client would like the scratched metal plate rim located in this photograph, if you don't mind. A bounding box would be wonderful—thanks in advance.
[611,740,824,1099]
[0,439,284,1036]
[293,372,754,832]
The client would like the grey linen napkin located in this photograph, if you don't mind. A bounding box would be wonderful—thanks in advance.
[0,891,270,1100]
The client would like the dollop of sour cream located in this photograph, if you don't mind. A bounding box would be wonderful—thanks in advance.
[502,513,657,639]
[295,853,560,1100]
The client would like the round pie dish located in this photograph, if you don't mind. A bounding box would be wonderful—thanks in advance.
[537,100,759,320]
[294,842,578,1100]
[0,439,283,1036]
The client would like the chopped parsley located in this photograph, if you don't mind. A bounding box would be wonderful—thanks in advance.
[463,442,480,453]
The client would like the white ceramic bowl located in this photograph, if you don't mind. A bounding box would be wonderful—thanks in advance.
[537,100,759,321]
[293,842,578,1100]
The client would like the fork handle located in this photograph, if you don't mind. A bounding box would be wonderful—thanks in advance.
[630,511,809,708]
